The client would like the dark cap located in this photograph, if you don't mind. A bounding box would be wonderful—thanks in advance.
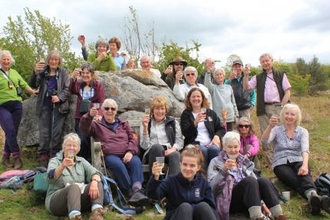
[169,57,188,66]
[232,59,243,66]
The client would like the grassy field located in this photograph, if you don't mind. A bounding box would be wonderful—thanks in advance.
[1,95,330,219]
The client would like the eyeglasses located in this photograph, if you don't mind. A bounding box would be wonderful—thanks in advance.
[186,73,195,76]
[104,107,116,111]
[174,63,184,66]
[239,124,250,128]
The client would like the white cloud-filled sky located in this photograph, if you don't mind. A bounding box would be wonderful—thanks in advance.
[0,0,329,67]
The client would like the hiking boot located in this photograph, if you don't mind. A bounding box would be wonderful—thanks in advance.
[2,157,13,168]
[274,215,287,220]
[70,215,83,220]
[89,208,106,220]
[310,192,322,215]
[128,190,149,207]
[13,157,23,169]
[321,195,330,214]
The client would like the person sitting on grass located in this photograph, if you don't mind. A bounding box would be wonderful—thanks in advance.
[147,146,217,220]
[261,103,330,215]
[45,132,105,220]
[208,131,286,220]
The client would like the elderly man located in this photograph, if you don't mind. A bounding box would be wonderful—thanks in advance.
[173,66,212,109]
[225,59,256,118]
[243,53,291,166]
[198,58,215,84]
[139,55,161,78]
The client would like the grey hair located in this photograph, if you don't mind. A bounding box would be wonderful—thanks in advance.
[102,98,118,110]
[259,53,273,61]
[0,50,15,64]
[46,50,62,66]
[222,131,241,147]
[80,62,95,74]
[212,68,225,78]
[184,66,198,76]
[95,39,109,51]
[280,103,302,126]
[62,132,81,152]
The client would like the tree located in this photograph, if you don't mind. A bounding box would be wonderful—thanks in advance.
[0,8,79,81]
[295,58,308,77]
[308,56,328,95]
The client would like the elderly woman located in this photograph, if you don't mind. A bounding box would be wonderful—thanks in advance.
[261,103,330,215]
[108,37,125,70]
[236,117,260,168]
[208,131,286,220]
[161,57,187,89]
[87,39,116,72]
[140,96,184,176]
[69,62,105,161]
[29,50,71,167]
[79,98,149,207]
[46,133,105,220]
[204,68,238,131]
[180,87,226,167]
[173,66,212,109]
[0,50,36,168]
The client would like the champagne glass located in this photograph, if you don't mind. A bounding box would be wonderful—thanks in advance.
[93,102,100,110]
[145,108,151,115]
[67,149,75,160]
[156,156,165,175]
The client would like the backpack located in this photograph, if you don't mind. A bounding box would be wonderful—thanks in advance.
[33,167,49,195]
[102,175,137,215]
[314,173,330,196]
[0,169,36,190]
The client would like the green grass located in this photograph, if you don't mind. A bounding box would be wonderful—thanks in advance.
[2,95,330,219]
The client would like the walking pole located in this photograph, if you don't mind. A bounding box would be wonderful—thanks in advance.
[50,91,58,158]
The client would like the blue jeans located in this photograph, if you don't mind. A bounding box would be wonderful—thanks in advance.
[104,154,144,192]
[199,144,220,168]
[0,101,22,158]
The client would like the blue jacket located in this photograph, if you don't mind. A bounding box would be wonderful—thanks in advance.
[147,173,216,220]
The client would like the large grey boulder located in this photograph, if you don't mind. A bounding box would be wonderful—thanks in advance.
[17,70,185,147]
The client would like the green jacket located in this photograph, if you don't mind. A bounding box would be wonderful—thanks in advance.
[0,68,30,105]
[45,151,102,213]
[87,53,117,72]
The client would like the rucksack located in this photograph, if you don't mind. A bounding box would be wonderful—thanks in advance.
[314,173,330,196]
[0,169,36,190]
[33,167,49,195]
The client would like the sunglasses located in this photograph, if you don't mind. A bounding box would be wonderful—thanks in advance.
[174,63,184,66]
[186,73,195,76]
[104,107,116,111]
[239,124,250,128]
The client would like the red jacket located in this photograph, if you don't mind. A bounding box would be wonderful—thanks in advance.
[79,113,139,156]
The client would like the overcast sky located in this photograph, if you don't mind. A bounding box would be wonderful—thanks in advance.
[0,0,329,67]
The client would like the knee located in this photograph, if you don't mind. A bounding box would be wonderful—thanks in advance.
[195,201,209,211]
[149,144,164,154]
[177,202,193,212]
[257,177,271,186]
[67,184,81,196]
[168,151,180,160]
[244,176,258,186]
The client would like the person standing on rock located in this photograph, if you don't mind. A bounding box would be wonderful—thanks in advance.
[0,50,37,169]
[29,50,71,167]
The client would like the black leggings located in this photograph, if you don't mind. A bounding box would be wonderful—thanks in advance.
[169,202,216,220]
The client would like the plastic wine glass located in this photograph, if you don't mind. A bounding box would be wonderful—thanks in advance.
[93,102,100,110]
[156,156,165,175]
[201,107,207,121]
[145,108,151,115]
[67,149,75,160]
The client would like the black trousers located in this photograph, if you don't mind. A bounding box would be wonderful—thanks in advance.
[169,202,217,220]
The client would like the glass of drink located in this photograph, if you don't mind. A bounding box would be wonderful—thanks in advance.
[156,156,165,175]
[67,149,75,160]
[201,107,207,121]
[145,108,151,115]
[93,103,100,110]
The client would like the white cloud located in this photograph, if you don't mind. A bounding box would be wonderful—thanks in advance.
[0,0,329,68]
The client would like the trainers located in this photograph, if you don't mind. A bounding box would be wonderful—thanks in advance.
[89,208,106,220]
[13,157,23,169]
[310,192,322,215]
[321,195,330,214]
[128,191,150,207]
[2,157,13,168]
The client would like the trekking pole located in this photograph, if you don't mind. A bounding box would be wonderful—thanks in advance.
[50,90,58,158]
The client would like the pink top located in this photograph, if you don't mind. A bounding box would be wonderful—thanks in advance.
[239,134,260,157]
[248,72,291,103]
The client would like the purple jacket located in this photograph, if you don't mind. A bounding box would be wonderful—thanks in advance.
[240,134,260,157]
[79,113,139,156]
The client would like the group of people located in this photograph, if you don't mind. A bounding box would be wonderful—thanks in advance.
[1,43,330,220]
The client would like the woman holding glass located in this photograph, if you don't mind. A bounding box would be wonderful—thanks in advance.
[180,87,226,168]
[69,62,105,162]
[140,96,184,176]
[46,133,105,220]
[208,131,286,220]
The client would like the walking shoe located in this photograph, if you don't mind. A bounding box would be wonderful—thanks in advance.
[310,192,322,215]
[321,195,330,214]
[274,215,287,220]
[2,157,13,168]
[13,157,23,169]
[89,208,106,220]
[70,215,83,220]
[128,190,150,207]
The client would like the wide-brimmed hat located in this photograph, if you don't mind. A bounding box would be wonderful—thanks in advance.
[169,57,188,66]
[232,59,243,66]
